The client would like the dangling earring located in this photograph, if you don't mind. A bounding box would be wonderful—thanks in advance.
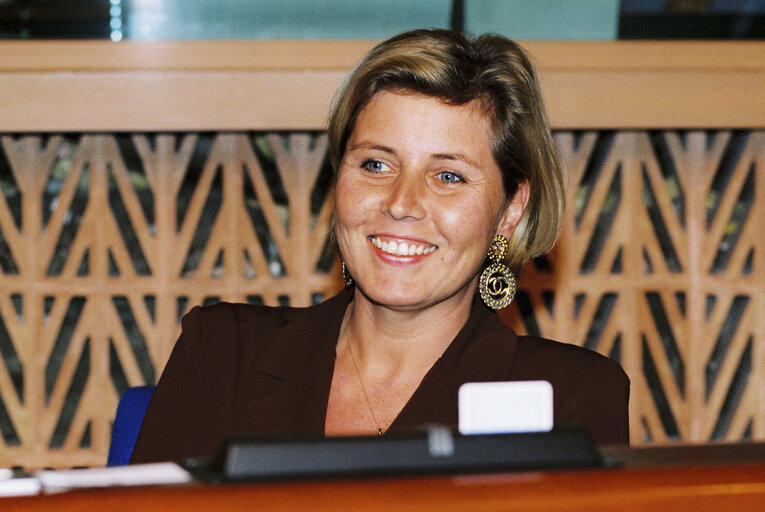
[342,261,353,287]
[479,235,516,309]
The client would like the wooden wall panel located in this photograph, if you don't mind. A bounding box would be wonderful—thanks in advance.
[1,41,764,132]
[0,129,761,469]
[0,133,343,469]
[501,130,764,445]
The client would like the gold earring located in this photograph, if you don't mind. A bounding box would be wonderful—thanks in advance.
[479,235,516,309]
[342,261,353,287]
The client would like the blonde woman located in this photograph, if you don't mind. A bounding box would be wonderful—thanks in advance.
[131,29,629,464]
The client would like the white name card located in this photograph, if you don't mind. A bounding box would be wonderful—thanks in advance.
[458,380,553,435]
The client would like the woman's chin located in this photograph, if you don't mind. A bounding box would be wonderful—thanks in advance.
[355,284,431,310]
[354,282,472,312]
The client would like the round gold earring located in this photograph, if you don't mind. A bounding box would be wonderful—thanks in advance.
[342,261,353,287]
[479,235,516,309]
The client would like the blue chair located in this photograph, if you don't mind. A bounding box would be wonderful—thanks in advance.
[107,386,155,466]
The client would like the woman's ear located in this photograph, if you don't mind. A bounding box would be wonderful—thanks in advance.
[497,180,530,239]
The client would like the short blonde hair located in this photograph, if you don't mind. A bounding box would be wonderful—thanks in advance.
[328,29,564,273]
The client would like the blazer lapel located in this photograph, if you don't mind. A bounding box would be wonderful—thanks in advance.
[242,290,351,436]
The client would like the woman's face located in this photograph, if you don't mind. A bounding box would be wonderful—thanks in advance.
[334,90,527,311]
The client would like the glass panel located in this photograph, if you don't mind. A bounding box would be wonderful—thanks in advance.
[465,0,620,40]
[1,1,762,41]
[127,0,451,40]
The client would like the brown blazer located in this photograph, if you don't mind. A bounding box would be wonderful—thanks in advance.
[131,289,629,464]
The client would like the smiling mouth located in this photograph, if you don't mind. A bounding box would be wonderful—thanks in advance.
[370,236,438,256]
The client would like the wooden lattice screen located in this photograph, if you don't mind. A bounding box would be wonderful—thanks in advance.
[0,129,761,469]
[0,40,763,469]
[502,130,764,446]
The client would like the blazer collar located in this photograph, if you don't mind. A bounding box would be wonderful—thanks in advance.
[243,290,518,436]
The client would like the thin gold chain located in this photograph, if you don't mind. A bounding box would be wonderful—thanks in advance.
[346,339,394,436]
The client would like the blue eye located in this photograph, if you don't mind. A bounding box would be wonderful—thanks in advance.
[437,171,463,183]
[361,159,386,172]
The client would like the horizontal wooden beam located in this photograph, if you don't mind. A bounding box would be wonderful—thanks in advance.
[1,40,764,131]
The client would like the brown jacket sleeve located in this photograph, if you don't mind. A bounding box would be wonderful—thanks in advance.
[130,307,209,464]
[556,356,630,445]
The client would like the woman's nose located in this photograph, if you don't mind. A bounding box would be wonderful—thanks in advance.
[383,173,426,220]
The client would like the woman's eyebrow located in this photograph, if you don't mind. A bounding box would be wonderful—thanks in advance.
[431,152,481,169]
[347,142,395,154]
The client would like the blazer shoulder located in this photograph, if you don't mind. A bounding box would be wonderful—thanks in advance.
[513,335,628,387]
[182,301,296,327]
[181,301,307,343]
[512,336,630,445]
[177,301,302,365]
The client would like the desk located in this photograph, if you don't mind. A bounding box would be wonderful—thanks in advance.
[3,460,765,511]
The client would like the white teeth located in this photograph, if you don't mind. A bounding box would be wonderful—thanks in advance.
[370,237,436,256]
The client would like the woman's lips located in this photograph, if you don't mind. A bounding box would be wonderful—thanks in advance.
[369,236,437,256]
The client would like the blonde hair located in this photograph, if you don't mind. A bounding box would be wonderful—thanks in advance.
[328,29,564,273]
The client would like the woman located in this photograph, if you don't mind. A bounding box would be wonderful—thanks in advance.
[131,29,628,464]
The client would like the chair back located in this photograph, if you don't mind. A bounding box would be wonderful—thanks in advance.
[107,386,155,466]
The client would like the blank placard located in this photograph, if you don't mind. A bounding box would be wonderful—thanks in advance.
[458,381,553,435]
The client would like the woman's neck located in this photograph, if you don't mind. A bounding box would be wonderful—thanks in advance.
[325,285,478,436]
[340,286,476,375]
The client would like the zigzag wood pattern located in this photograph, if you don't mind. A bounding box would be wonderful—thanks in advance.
[0,130,761,469]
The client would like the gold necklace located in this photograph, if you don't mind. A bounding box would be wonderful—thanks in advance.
[346,339,393,436]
